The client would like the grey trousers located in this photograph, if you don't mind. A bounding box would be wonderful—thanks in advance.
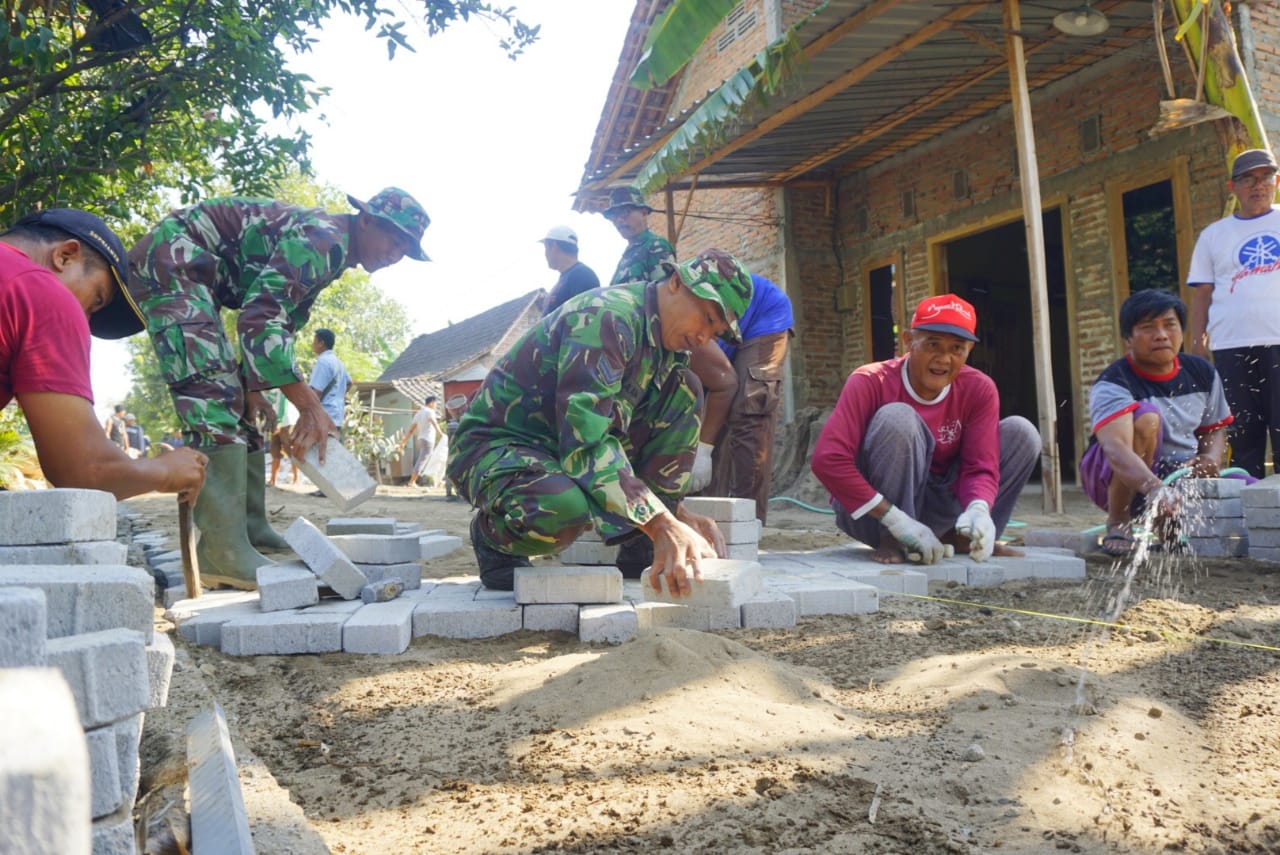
[833,403,1040,547]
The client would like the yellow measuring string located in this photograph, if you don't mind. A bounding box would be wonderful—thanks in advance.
[892,591,1280,654]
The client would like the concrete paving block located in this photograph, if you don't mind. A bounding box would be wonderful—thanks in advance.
[420,534,464,561]
[395,521,423,535]
[740,591,798,629]
[145,632,175,710]
[0,587,46,667]
[1241,476,1280,508]
[257,561,320,612]
[91,805,136,855]
[1187,536,1249,558]
[357,562,422,591]
[166,591,261,647]
[161,586,188,609]
[426,578,482,598]
[284,517,367,600]
[1023,551,1087,579]
[522,603,579,633]
[474,587,518,602]
[558,539,619,565]
[0,669,91,855]
[361,578,404,604]
[785,582,879,616]
[1195,497,1242,517]
[46,628,149,729]
[717,519,762,545]
[640,558,762,610]
[578,603,638,644]
[302,598,366,615]
[0,488,116,545]
[0,564,153,642]
[326,517,397,536]
[1244,508,1280,529]
[575,526,604,542]
[1180,477,1245,499]
[1183,516,1249,538]
[679,496,756,522]
[918,560,971,585]
[1024,528,1095,554]
[148,549,182,567]
[1248,545,1280,562]
[967,565,1009,586]
[0,541,127,565]
[187,703,254,855]
[343,599,416,654]
[220,610,350,656]
[412,597,523,639]
[331,532,423,565]
[634,601,707,631]
[831,566,928,594]
[294,437,377,512]
[726,542,759,561]
[85,713,142,820]
[514,565,624,605]
[1244,527,1280,548]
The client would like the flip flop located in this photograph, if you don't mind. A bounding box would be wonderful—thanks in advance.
[1099,529,1135,557]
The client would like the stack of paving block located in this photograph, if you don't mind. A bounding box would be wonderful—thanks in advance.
[1179,477,1249,558]
[0,489,176,855]
[681,496,762,560]
[1241,475,1280,562]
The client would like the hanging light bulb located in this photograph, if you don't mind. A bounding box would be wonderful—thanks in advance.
[1053,3,1110,36]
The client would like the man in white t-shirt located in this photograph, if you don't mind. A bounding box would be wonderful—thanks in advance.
[1188,148,1280,477]
[398,395,444,487]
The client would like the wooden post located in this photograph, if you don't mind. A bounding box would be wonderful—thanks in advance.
[1003,0,1063,513]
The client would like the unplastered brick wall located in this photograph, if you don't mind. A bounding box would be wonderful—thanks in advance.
[665,185,781,261]
[1241,1,1280,121]
[670,0,767,116]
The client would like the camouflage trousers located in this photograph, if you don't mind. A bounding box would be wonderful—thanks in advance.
[457,367,703,558]
[129,229,265,451]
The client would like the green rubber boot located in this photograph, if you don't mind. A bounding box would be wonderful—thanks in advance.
[246,449,290,551]
[195,445,274,590]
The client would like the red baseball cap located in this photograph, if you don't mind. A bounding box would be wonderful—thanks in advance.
[910,294,979,342]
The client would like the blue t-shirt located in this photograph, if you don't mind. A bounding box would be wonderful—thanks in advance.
[719,273,794,359]
[309,349,351,426]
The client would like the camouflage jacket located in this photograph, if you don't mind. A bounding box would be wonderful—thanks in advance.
[132,198,353,391]
[609,229,675,286]
[451,282,697,529]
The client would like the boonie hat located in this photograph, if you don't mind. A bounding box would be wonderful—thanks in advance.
[661,249,754,345]
[347,187,431,261]
[910,294,979,342]
[1231,148,1278,180]
[540,225,578,246]
[603,186,654,218]
[13,207,145,340]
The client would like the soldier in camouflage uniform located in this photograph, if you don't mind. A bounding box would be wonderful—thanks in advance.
[128,187,430,589]
[603,186,676,286]
[448,251,754,595]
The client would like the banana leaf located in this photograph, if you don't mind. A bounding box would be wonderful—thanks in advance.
[629,0,744,90]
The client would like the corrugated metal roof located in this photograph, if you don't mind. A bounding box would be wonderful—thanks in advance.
[579,0,1161,196]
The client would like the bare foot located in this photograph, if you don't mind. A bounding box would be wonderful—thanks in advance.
[991,542,1023,558]
[870,544,906,564]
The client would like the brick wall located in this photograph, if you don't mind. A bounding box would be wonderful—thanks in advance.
[1243,1,1279,122]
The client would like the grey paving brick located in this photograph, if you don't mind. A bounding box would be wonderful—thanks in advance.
[522,603,579,633]
[145,632,175,709]
[91,805,137,855]
[1245,527,1280,548]
[331,532,423,564]
[46,628,149,729]
[0,669,91,855]
[514,565,623,604]
[412,597,523,639]
[558,539,619,565]
[1183,515,1248,537]
[303,598,367,615]
[326,517,397,535]
[1188,536,1249,558]
[680,496,756,522]
[343,599,416,654]
[918,561,971,585]
[294,437,377,512]
[187,703,254,854]
[256,561,320,612]
[717,519,762,544]
[740,591,798,629]
[361,578,404,604]
[785,582,879,616]
[474,587,517,602]
[420,534,464,561]
[1180,477,1245,499]
[0,488,116,545]
[1024,528,1095,554]
[1023,551,1087,579]
[1245,508,1280,529]
[85,713,141,820]
[830,566,928,594]
[220,610,350,656]
[0,587,46,667]
[147,549,182,567]
[427,578,482,598]
[576,526,604,542]
[166,592,266,647]
[357,562,422,590]
[1249,545,1280,562]
[395,521,424,535]
[284,518,367,600]
[0,540,127,565]
[1241,476,1280,508]
[633,601,740,631]
[640,559,762,610]
[0,564,153,642]
[726,542,759,561]
[161,586,187,609]
[578,603,638,644]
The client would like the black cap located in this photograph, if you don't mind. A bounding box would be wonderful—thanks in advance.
[1231,149,1278,180]
[12,208,144,339]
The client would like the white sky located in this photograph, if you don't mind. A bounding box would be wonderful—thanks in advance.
[91,0,635,415]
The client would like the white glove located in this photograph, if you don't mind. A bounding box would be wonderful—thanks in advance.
[882,505,946,564]
[955,499,997,562]
[689,441,714,491]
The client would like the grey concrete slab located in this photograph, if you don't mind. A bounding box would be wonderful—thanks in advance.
[0,587,46,667]
[166,591,261,647]
[187,703,254,855]
[145,632,175,709]
[740,591,798,629]
[578,603,638,644]
[294,437,377,512]
[558,539,619,565]
[326,517,397,536]
[284,517,367,600]
[343,599,416,654]
[0,564,154,642]
[85,713,141,821]
[0,488,116,545]
[45,628,150,729]
[0,541,127,565]
[256,561,321,612]
[640,559,762,609]
[679,496,756,522]
[357,561,422,590]
[330,532,423,564]
[412,597,522,639]
[514,565,623,604]
[521,603,579,634]
[90,805,136,855]
[420,534,464,561]
[220,610,351,656]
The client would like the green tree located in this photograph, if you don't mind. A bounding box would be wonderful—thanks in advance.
[0,0,537,222]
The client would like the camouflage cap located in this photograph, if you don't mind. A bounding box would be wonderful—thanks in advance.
[347,187,431,261]
[602,186,654,217]
[662,248,754,344]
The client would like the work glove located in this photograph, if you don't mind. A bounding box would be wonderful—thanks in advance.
[955,499,997,562]
[689,441,715,492]
[882,505,946,564]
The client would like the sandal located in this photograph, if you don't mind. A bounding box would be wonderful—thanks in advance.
[1099,526,1135,557]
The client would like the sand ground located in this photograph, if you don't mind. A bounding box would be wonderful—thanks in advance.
[130,478,1280,854]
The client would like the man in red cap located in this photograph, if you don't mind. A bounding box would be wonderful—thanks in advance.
[811,294,1039,564]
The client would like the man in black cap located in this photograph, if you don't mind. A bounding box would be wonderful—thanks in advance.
[1187,148,1280,477]
[601,186,675,286]
[0,208,207,501]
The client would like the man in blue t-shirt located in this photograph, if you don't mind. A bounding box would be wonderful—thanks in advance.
[308,328,351,432]
[1082,289,1234,556]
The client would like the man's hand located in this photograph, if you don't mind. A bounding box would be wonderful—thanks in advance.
[955,499,996,562]
[676,501,726,558]
[882,505,946,564]
[642,511,718,597]
[245,390,277,434]
[161,447,208,506]
[289,406,337,464]
[689,441,715,492]
[1187,454,1221,478]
